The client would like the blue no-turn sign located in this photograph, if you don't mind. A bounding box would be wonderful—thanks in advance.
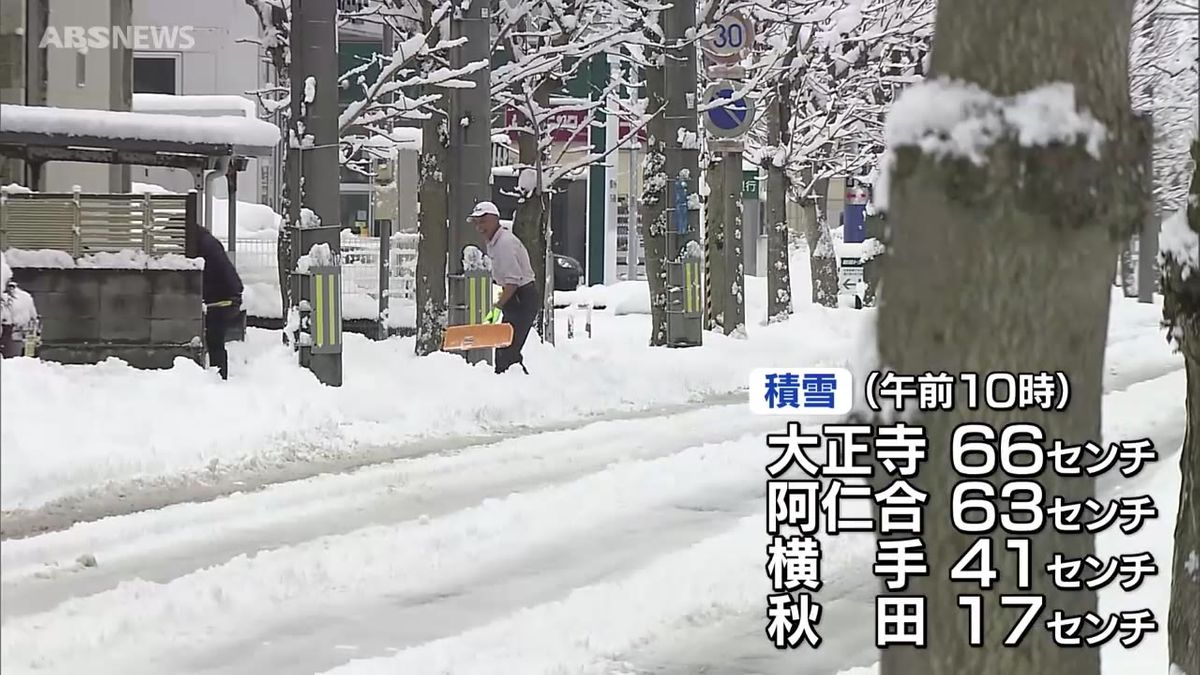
[702,81,756,139]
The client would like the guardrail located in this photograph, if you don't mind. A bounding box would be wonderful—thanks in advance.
[0,190,192,256]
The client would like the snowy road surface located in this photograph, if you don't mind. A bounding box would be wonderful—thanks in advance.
[0,354,1186,674]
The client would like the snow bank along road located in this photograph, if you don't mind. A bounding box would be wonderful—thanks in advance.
[0,356,1185,674]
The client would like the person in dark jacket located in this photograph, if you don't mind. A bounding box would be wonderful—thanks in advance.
[191,223,243,380]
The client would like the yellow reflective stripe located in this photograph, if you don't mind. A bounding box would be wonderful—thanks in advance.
[468,276,477,324]
[478,277,489,320]
[315,274,325,347]
[691,262,701,312]
[327,272,337,345]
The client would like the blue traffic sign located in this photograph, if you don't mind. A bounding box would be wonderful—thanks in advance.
[708,88,748,130]
[702,81,756,139]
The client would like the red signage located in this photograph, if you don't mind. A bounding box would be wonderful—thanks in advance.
[501,106,648,146]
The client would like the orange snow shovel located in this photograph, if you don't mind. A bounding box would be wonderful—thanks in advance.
[442,322,514,351]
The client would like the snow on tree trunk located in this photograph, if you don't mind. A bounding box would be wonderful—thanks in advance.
[1165,137,1200,675]
[766,82,792,324]
[704,148,726,330]
[414,10,449,357]
[641,49,670,347]
[804,177,838,307]
[725,154,747,335]
[512,86,551,340]
[1121,235,1138,297]
[872,0,1146,673]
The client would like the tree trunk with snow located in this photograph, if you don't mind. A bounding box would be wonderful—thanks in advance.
[704,148,726,330]
[765,81,792,324]
[804,177,838,306]
[413,9,449,357]
[641,50,670,347]
[1121,235,1138,297]
[873,1,1145,673]
[1164,137,1200,675]
[512,86,552,339]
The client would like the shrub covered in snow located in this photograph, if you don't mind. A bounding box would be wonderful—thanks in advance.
[0,250,39,331]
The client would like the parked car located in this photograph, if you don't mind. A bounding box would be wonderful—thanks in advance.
[553,254,582,291]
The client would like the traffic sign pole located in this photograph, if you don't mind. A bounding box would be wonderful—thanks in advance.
[700,9,755,338]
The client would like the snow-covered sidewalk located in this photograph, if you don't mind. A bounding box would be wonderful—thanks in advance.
[0,254,864,512]
[0,244,1181,517]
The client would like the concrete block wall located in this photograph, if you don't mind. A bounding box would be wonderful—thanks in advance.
[10,267,205,368]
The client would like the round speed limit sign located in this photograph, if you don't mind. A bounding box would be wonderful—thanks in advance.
[703,11,755,57]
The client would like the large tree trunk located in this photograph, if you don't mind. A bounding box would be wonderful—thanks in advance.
[1165,137,1200,675]
[413,9,449,357]
[765,82,792,324]
[874,1,1144,674]
[803,176,838,306]
[641,44,669,346]
[511,80,553,339]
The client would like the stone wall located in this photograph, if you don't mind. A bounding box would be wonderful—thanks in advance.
[11,267,205,369]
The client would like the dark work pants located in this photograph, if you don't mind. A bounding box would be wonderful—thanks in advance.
[495,282,539,375]
[205,303,239,380]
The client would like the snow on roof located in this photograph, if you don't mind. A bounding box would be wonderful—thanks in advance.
[0,104,280,152]
[133,94,258,119]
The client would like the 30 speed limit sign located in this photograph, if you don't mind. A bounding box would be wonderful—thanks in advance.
[702,11,755,57]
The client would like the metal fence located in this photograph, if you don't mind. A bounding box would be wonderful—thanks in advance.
[233,232,419,315]
[0,191,191,256]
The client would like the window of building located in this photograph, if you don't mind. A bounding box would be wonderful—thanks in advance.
[133,54,179,95]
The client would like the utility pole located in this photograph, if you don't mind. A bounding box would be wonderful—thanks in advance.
[288,0,343,386]
[661,0,703,347]
[446,0,493,365]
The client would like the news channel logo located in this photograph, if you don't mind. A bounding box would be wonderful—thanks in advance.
[749,367,853,415]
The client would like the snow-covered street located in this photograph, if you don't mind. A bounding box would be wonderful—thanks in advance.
[0,288,1187,675]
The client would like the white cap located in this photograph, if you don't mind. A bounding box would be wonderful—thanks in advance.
[469,201,500,219]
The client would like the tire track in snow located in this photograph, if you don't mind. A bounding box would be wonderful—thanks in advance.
[1,403,781,619]
[0,427,782,675]
[1,392,748,540]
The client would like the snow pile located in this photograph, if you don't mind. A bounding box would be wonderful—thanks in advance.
[1159,207,1199,279]
[0,284,37,328]
[2,248,203,270]
[463,245,490,271]
[0,104,280,148]
[130,182,285,241]
[1,182,32,194]
[0,249,11,289]
[296,243,335,273]
[860,237,886,261]
[608,280,652,315]
[133,93,258,119]
[876,79,1108,209]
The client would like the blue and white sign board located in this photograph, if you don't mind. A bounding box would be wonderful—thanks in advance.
[749,367,854,415]
[702,81,756,139]
[702,11,755,58]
